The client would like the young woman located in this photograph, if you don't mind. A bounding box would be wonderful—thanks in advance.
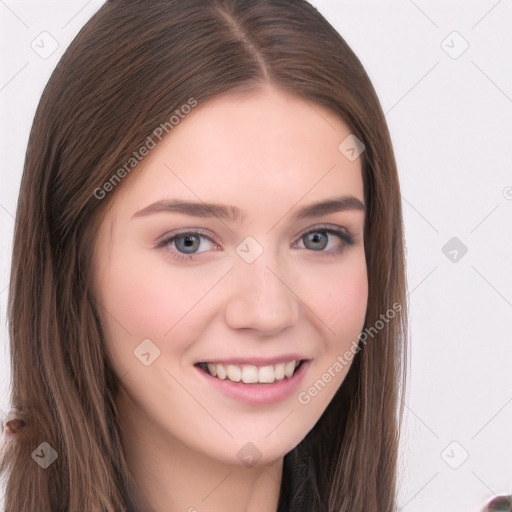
[0,1,408,511]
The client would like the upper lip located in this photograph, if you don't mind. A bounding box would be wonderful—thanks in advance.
[196,355,310,366]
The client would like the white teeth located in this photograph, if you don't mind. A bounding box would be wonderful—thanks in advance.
[216,364,227,380]
[241,365,258,384]
[274,363,285,380]
[203,360,302,384]
[284,361,296,378]
[226,365,242,382]
[258,365,275,383]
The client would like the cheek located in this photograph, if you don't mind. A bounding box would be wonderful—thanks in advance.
[300,253,368,334]
[95,242,225,354]
[100,261,179,339]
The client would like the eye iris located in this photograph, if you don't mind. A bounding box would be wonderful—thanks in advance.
[176,234,200,254]
[304,232,328,250]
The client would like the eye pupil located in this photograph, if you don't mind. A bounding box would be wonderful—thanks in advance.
[176,234,200,253]
[304,231,328,250]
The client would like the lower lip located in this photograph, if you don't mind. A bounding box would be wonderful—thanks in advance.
[195,360,311,405]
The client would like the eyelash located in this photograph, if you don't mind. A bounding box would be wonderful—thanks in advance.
[155,224,355,263]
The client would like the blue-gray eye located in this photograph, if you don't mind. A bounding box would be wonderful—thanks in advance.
[303,231,329,250]
[174,234,201,253]
[299,228,354,253]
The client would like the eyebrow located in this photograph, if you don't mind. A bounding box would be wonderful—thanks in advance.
[131,196,365,223]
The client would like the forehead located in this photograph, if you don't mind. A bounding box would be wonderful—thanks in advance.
[110,87,364,220]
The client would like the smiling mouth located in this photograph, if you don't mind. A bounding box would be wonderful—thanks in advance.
[195,360,305,385]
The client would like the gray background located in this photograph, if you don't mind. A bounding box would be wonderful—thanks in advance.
[1,1,511,511]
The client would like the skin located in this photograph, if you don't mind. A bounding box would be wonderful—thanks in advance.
[93,85,368,512]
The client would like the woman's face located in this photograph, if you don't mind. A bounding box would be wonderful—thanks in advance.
[93,86,368,467]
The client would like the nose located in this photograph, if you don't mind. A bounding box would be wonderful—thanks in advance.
[224,255,300,335]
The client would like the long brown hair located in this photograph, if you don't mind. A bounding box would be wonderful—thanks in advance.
[0,1,408,510]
